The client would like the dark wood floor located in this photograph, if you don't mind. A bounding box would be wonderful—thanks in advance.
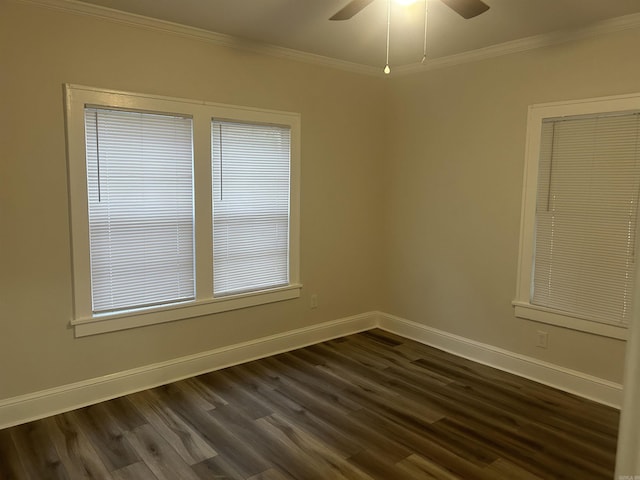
[0,329,620,479]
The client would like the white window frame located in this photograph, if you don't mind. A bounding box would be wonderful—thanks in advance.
[66,84,301,337]
[513,92,640,341]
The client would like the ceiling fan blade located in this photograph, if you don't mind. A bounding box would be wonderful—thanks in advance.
[330,0,376,20]
[440,0,489,19]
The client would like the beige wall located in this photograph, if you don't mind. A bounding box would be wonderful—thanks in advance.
[383,27,640,384]
[1,0,638,401]
[0,1,386,400]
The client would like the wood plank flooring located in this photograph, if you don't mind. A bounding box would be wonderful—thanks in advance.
[0,329,620,479]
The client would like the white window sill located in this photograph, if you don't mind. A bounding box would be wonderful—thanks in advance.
[71,284,303,337]
[512,301,628,340]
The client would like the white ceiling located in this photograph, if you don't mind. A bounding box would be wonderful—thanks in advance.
[72,0,640,70]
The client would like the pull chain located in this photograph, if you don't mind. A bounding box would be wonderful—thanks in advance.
[421,0,428,64]
[384,0,391,74]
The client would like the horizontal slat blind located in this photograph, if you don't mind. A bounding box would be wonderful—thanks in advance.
[533,112,640,325]
[85,108,194,313]
[212,120,290,296]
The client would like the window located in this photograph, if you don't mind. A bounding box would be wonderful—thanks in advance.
[85,108,195,313]
[514,93,640,340]
[212,120,290,296]
[66,85,301,336]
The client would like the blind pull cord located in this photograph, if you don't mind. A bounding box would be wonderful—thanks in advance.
[95,110,102,203]
[219,124,223,201]
[546,121,556,212]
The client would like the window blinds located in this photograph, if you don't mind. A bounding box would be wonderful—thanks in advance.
[84,108,194,313]
[212,120,290,296]
[533,112,640,326]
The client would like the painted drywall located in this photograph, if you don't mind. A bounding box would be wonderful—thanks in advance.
[1,0,637,402]
[0,1,386,400]
[383,27,640,384]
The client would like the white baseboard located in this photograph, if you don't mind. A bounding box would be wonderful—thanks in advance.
[0,310,622,430]
[377,312,623,409]
[0,312,377,430]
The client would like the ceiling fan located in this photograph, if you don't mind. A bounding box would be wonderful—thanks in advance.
[330,0,489,21]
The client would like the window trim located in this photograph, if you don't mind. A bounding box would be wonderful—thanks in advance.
[513,92,640,341]
[65,84,301,337]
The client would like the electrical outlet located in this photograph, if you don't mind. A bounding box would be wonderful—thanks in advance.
[536,330,548,349]
[310,294,318,309]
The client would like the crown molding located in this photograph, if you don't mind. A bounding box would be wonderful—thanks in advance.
[11,0,381,77]
[11,0,640,78]
[394,12,640,76]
